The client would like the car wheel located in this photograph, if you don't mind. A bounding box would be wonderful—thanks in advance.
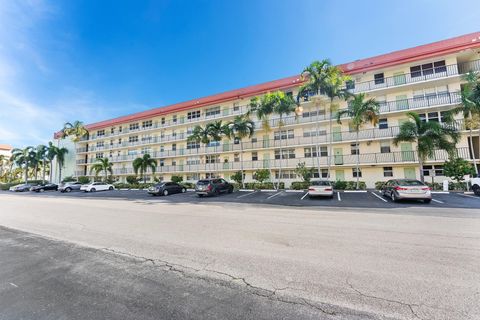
[391,192,397,202]
[227,187,233,194]
[197,194,204,198]
[65,187,72,193]
[90,188,96,192]
[214,189,220,196]
[473,185,480,196]
[424,199,431,204]
[181,188,186,193]
[109,186,114,191]
[39,189,45,193]
[163,189,169,196]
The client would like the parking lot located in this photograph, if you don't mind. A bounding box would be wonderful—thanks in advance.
[2,188,479,210]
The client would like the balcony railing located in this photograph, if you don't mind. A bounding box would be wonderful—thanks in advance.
[76,92,463,154]
[76,147,472,176]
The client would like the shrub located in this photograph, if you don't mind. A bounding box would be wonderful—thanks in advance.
[294,162,315,182]
[77,176,90,184]
[333,180,347,190]
[290,181,310,190]
[375,181,386,190]
[231,171,243,184]
[448,181,468,191]
[171,175,183,183]
[444,157,476,183]
[126,175,138,184]
[62,176,76,183]
[181,182,195,189]
[331,181,366,190]
[253,169,270,183]
[425,182,442,191]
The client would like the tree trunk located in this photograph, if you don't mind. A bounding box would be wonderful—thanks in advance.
[58,164,62,184]
[315,102,322,179]
[418,155,425,182]
[42,161,46,184]
[49,160,53,183]
[355,130,360,190]
[34,165,38,181]
[24,161,28,184]
[469,128,479,176]
[277,116,283,190]
[240,140,245,189]
[327,98,334,179]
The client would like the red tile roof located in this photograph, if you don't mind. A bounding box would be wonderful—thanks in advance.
[55,31,480,136]
[0,144,13,151]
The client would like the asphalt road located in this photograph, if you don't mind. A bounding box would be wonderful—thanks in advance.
[0,193,479,319]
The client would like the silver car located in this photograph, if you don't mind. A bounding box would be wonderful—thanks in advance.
[59,182,83,193]
[308,180,334,198]
[381,179,432,203]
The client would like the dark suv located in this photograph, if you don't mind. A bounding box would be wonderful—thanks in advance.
[195,179,233,197]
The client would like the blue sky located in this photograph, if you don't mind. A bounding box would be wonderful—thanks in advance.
[1,0,479,147]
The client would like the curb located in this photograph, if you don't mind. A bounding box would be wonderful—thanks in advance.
[343,190,368,193]
[464,191,474,195]
[285,190,304,193]
[238,189,255,192]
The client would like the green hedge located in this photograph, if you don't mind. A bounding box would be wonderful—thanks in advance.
[291,181,310,190]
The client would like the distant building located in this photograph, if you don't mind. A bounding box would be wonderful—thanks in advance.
[0,144,13,157]
[54,32,480,187]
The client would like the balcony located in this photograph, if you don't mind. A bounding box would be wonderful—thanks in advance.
[80,147,472,176]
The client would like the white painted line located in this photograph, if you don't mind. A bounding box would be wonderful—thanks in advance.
[300,192,309,200]
[343,190,367,193]
[267,192,283,199]
[370,191,388,202]
[9,283,18,288]
[285,190,304,193]
[260,189,277,192]
[236,191,257,199]
[337,192,341,201]
[460,193,480,199]
[464,192,474,195]
[239,189,254,192]
[431,191,449,194]
[431,199,444,204]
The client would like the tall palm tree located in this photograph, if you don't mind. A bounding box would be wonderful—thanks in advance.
[90,158,113,182]
[297,60,332,179]
[445,71,480,175]
[46,142,58,183]
[226,115,255,188]
[11,146,35,184]
[133,154,157,183]
[188,125,211,174]
[55,147,69,183]
[206,120,227,172]
[62,120,88,179]
[394,112,459,182]
[337,94,380,189]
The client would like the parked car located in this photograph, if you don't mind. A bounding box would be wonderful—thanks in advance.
[59,181,83,193]
[381,179,431,203]
[470,177,480,196]
[30,183,58,192]
[80,182,115,192]
[308,180,334,198]
[195,179,233,197]
[9,184,33,192]
[148,182,186,196]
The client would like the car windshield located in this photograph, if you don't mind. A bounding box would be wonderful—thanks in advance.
[197,180,210,185]
[398,179,424,186]
[155,183,165,187]
[310,181,331,186]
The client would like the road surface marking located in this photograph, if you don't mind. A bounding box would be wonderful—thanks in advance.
[267,192,282,199]
[236,191,257,199]
[460,194,480,199]
[431,199,444,204]
[9,283,18,288]
[300,192,309,200]
[370,191,388,202]
[337,192,341,201]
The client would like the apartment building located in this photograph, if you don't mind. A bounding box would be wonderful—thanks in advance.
[55,32,480,187]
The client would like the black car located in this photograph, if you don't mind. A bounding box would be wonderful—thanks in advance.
[148,182,186,196]
[30,183,58,192]
[195,179,233,197]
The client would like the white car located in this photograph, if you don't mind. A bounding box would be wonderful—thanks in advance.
[470,177,480,196]
[80,182,115,192]
[308,180,334,198]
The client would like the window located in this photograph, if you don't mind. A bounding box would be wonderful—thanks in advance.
[383,167,393,177]
[186,173,200,180]
[207,141,220,147]
[274,170,297,179]
[187,110,201,120]
[423,165,444,176]
[233,103,240,112]
[234,137,240,145]
[274,129,294,140]
[304,147,317,158]
[206,155,219,163]
[171,160,176,166]
[186,141,200,149]
[172,115,177,123]
[127,150,137,156]
[380,141,391,153]
[302,110,325,118]
[129,123,139,131]
[352,168,362,178]
[418,113,426,122]
[275,149,295,159]
[96,141,104,148]
[161,118,165,125]
[440,111,449,123]
[351,143,359,155]
[141,135,152,142]
[319,146,328,157]
[252,152,258,161]
[428,112,439,122]
[346,80,355,90]
[234,153,240,162]
[110,127,115,134]
[172,144,176,151]
[205,106,221,117]
[118,138,122,144]
[186,157,200,165]
[119,126,123,133]
[97,130,105,137]
[378,118,388,129]
[142,120,152,128]
[141,147,151,154]
[374,73,385,85]
[311,169,329,179]
[95,152,104,159]
[410,60,446,78]
[128,136,138,143]
[110,140,114,146]
[159,159,165,167]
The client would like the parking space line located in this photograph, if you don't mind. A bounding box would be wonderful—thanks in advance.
[236,191,257,199]
[300,192,309,200]
[460,194,480,200]
[370,191,388,202]
[337,192,341,201]
[266,192,282,199]
[431,199,444,204]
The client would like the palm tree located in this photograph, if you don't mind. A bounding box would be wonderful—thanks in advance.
[445,71,480,175]
[55,147,69,183]
[337,94,380,189]
[11,146,35,184]
[62,121,88,179]
[321,65,352,179]
[46,142,58,183]
[226,115,255,188]
[188,125,211,174]
[90,158,113,182]
[297,60,332,179]
[394,112,459,182]
[133,154,157,183]
[206,120,228,172]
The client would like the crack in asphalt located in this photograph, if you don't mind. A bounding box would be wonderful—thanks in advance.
[346,278,423,320]
[101,247,337,316]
